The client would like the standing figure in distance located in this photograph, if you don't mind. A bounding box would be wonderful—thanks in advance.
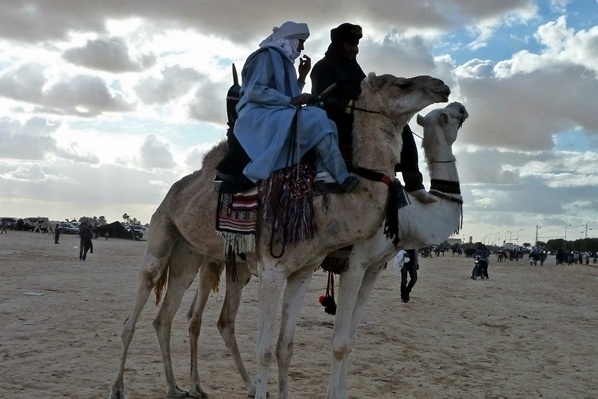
[79,223,93,261]
[400,249,419,302]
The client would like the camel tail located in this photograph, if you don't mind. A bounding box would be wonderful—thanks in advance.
[154,264,169,306]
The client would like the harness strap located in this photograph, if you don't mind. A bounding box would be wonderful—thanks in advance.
[350,166,399,245]
[430,179,461,194]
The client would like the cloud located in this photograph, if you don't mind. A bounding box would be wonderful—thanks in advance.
[139,134,175,169]
[135,65,201,104]
[55,142,100,164]
[63,36,156,73]
[43,75,134,116]
[0,116,59,160]
[3,163,49,181]
[0,63,46,103]
[188,79,229,124]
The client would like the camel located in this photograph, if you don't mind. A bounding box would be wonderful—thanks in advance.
[108,146,256,399]
[108,72,449,399]
[325,101,467,398]
[251,74,451,399]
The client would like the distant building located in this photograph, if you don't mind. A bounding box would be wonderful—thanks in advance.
[446,238,463,246]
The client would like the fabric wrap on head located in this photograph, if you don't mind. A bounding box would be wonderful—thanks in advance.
[259,21,310,61]
[330,23,362,43]
[271,21,310,41]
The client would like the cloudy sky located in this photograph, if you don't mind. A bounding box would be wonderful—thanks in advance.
[1,0,597,245]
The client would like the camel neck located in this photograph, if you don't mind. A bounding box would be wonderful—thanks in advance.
[428,160,460,197]
[351,112,407,174]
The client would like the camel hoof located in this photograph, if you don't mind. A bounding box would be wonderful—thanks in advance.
[187,384,209,398]
[108,390,127,399]
[167,385,190,398]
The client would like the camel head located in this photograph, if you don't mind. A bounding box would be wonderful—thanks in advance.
[359,73,450,123]
[417,101,468,163]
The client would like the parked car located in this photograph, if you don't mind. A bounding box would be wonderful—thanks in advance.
[69,222,82,235]
[1,217,18,230]
[128,225,144,239]
[58,222,73,233]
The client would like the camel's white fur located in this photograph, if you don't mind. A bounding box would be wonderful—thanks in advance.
[325,102,467,398]
[108,73,451,399]
[251,74,451,399]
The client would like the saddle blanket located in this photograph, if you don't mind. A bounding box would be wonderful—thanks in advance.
[216,187,258,254]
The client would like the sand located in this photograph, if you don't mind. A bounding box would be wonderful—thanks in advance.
[1,230,597,399]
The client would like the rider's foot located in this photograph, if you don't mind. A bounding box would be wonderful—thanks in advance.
[313,175,358,193]
[410,189,438,203]
[313,181,344,193]
[340,176,359,192]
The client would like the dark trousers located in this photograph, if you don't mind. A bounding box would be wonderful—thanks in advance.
[395,125,425,192]
[79,239,93,260]
[401,249,418,301]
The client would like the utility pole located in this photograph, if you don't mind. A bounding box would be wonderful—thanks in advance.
[535,225,541,246]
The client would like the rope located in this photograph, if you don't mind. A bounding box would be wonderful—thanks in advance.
[269,109,300,259]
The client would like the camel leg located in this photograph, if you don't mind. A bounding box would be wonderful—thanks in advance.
[326,262,368,399]
[276,266,314,399]
[187,259,220,398]
[255,264,286,399]
[216,262,256,397]
[108,251,173,399]
[108,218,177,399]
[154,243,202,398]
[336,263,384,399]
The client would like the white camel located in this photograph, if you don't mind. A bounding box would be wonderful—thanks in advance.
[325,101,467,399]
[250,74,451,399]
[108,72,449,399]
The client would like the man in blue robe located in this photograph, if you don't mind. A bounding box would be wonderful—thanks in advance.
[234,21,358,193]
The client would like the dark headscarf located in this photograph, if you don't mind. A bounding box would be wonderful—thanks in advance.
[330,23,363,44]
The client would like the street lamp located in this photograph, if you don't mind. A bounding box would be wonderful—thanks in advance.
[581,223,594,239]
[535,225,542,246]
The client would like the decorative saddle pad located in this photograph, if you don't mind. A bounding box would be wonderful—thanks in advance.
[216,187,259,254]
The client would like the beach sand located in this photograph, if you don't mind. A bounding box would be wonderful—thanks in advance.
[1,230,597,398]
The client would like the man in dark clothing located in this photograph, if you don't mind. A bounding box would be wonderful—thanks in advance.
[310,23,437,203]
[400,249,419,302]
[54,224,61,244]
[79,224,93,261]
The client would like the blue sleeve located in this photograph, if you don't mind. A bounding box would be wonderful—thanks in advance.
[242,50,291,106]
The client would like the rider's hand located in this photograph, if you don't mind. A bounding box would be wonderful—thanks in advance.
[298,55,311,82]
[290,93,313,106]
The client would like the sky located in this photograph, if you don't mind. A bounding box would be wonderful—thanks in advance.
[0,0,597,246]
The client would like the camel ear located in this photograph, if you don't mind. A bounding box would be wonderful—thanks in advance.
[416,114,425,127]
[362,72,378,91]
[439,112,450,126]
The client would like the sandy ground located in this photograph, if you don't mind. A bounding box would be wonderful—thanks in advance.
[1,230,597,399]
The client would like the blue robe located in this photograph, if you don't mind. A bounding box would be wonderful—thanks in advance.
[234,46,340,182]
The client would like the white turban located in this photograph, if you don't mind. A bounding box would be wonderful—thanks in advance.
[259,21,310,61]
